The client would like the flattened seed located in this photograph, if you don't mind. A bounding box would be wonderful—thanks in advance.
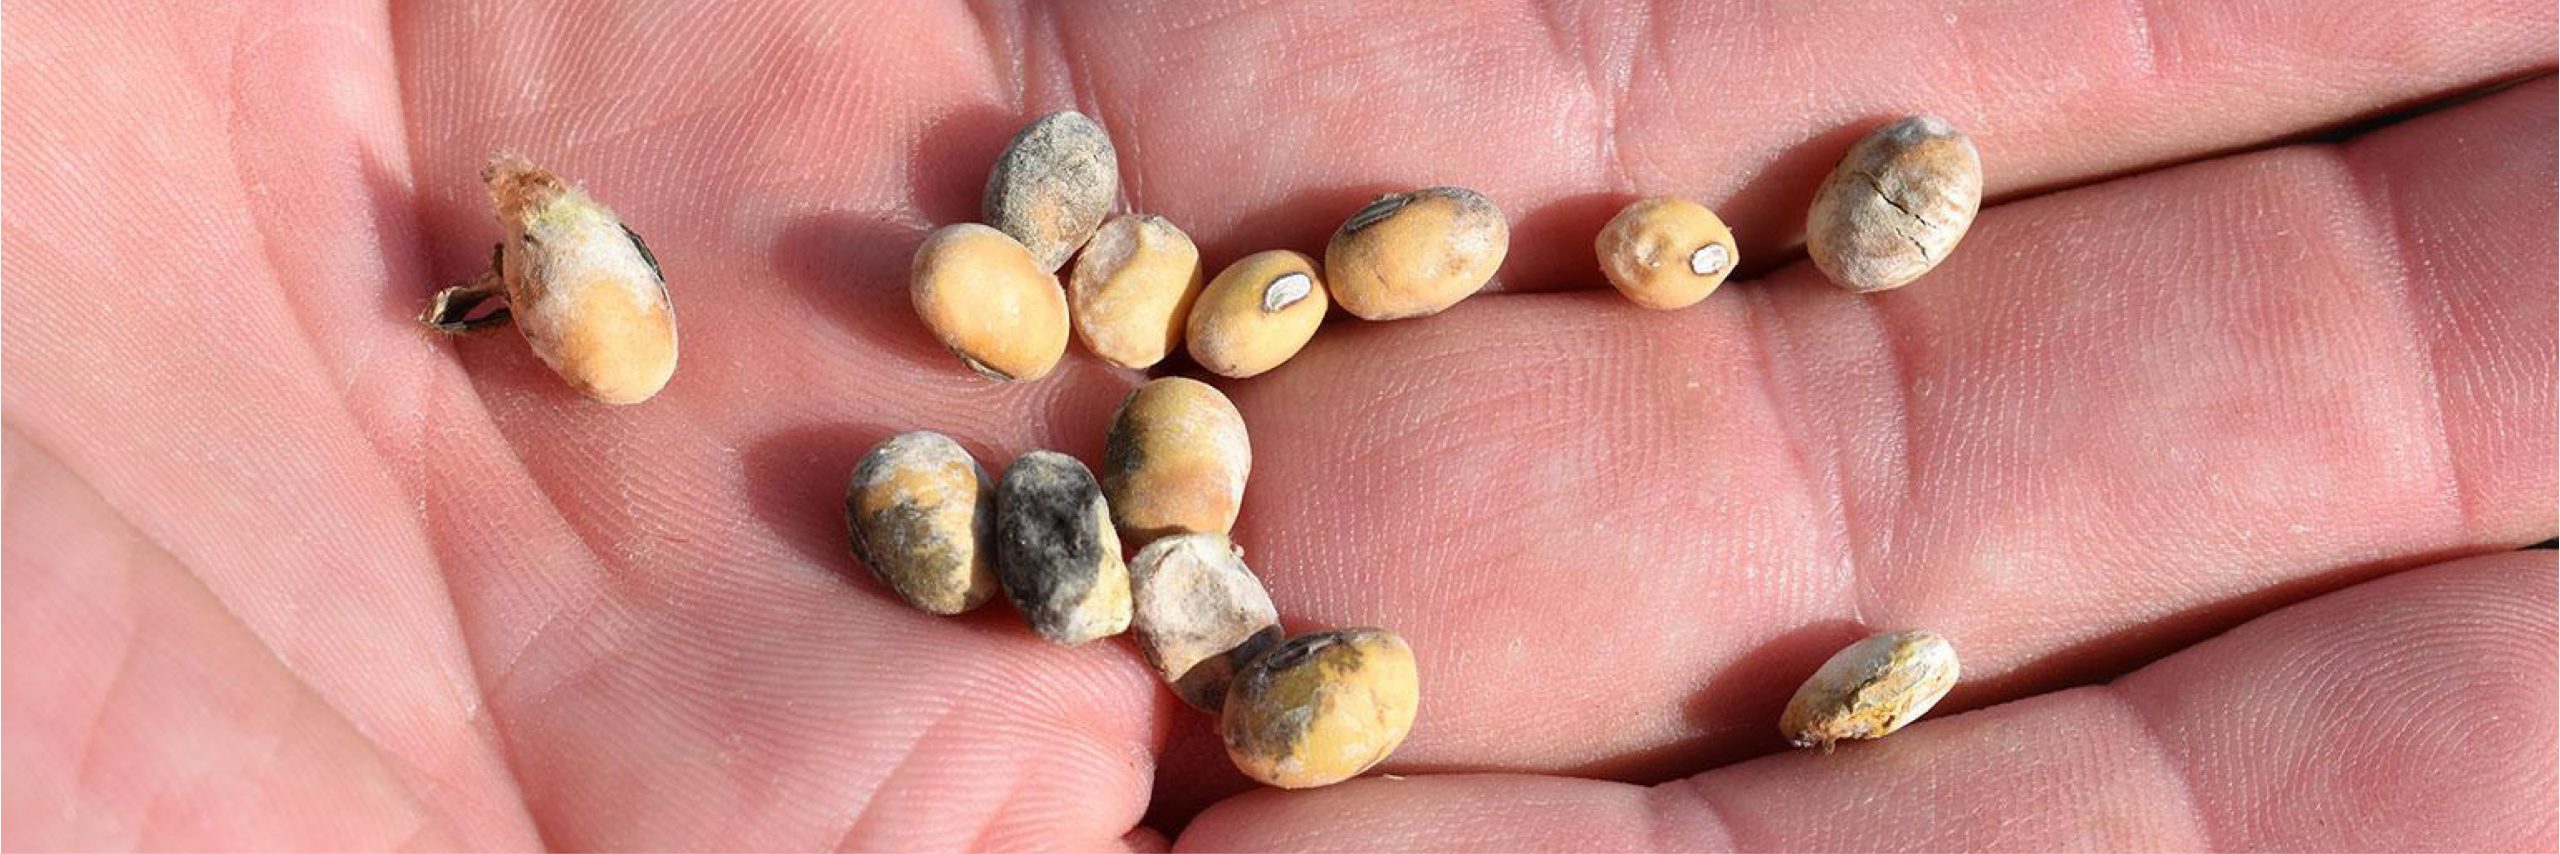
[984,111,1119,272]
[1130,533,1281,712]
[1069,214,1205,369]
[1103,377,1251,548]
[1324,186,1509,320]
[994,451,1131,645]
[1779,630,1960,751]
[845,431,998,615]
[1594,196,1738,310]
[1806,116,1982,293]
[1223,628,1419,789]
[1187,250,1330,378]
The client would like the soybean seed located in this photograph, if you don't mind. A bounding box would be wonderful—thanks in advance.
[1779,630,1960,751]
[1131,533,1282,712]
[994,451,1132,646]
[1595,196,1738,310]
[1103,377,1250,548]
[1187,250,1330,378]
[1806,116,1982,293]
[983,110,1119,272]
[1069,215,1205,369]
[1223,628,1419,789]
[845,431,998,615]
[1323,187,1509,320]
[911,223,1069,382]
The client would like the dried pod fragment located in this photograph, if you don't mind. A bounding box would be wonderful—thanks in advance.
[1223,628,1419,789]
[1069,215,1205,368]
[994,451,1131,645]
[983,110,1119,272]
[1186,250,1329,378]
[1323,187,1509,320]
[1595,196,1737,310]
[1806,116,1983,293]
[911,223,1070,381]
[1102,377,1250,548]
[845,431,998,615]
[1131,533,1282,712]
[422,155,678,405]
[1780,630,1960,751]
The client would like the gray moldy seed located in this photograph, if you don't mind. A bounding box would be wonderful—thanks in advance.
[994,451,1132,646]
[1130,533,1282,712]
[1779,629,1961,751]
[984,110,1120,272]
[845,431,1000,615]
[1806,115,1983,293]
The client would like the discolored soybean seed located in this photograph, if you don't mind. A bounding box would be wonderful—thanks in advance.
[1223,628,1419,789]
[994,451,1131,645]
[1806,116,1982,293]
[1068,215,1205,369]
[1186,250,1329,378]
[1323,187,1509,320]
[422,155,678,405]
[1131,533,1281,712]
[1102,377,1250,548]
[1779,630,1960,751]
[1595,196,1738,310]
[911,223,1070,382]
[845,431,998,615]
[983,110,1119,272]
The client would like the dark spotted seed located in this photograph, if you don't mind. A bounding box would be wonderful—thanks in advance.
[994,451,1131,645]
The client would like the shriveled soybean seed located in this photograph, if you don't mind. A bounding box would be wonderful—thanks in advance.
[1779,630,1960,751]
[983,110,1119,272]
[911,223,1069,381]
[1103,377,1250,548]
[1069,215,1205,369]
[422,155,678,405]
[1131,533,1281,712]
[1595,196,1738,310]
[1187,250,1329,378]
[1323,187,1509,320]
[1223,628,1419,789]
[1806,116,1983,293]
[844,431,998,615]
[994,451,1131,645]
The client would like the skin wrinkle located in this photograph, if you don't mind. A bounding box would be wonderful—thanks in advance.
[2329,144,2472,537]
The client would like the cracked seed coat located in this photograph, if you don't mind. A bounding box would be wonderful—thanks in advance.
[1130,533,1281,712]
[1806,116,1982,293]
[1779,630,1960,750]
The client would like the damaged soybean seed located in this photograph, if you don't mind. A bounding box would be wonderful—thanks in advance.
[1595,196,1738,310]
[911,223,1070,382]
[983,110,1119,272]
[1806,115,1982,293]
[1223,627,1419,789]
[1102,377,1251,548]
[1780,630,1960,751]
[1068,214,1205,369]
[422,155,678,405]
[1323,187,1509,320]
[844,431,1000,616]
[994,451,1132,646]
[1186,250,1330,378]
[1131,533,1282,712]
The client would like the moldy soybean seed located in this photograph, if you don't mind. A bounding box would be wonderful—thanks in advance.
[1187,250,1330,378]
[1103,377,1251,548]
[845,431,999,615]
[983,110,1119,272]
[1131,533,1281,712]
[1806,116,1982,293]
[994,451,1132,645]
[1779,629,1960,751]
[1595,196,1738,310]
[1223,627,1419,789]
[1324,187,1509,320]
[911,223,1070,381]
[1069,215,1205,369]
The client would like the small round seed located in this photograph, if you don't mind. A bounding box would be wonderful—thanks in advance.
[845,431,998,615]
[1068,214,1204,369]
[1806,116,1983,293]
[1222,628,1419,789]
[911,223,1069,382]
[1779,630,1960,751]
[1186,250,1330,378]
[1323,187,1509,320]
[1131,533,1281,712]
[1103,377,1251,548]
[983,110,1119,272]
[994,451,1131,645]
[1594,196,1739,310]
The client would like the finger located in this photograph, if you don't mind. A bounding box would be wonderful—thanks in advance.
[1177,550,2559,851]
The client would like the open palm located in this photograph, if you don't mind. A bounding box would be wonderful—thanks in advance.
[7,1,2555,849]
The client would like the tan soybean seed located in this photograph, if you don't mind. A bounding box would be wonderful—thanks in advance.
[845,431,999,615]
[1131,533,1282,712]
[1779,630,1960,751]
[1187,250,1329,378]
[983,110,1119,272]
[1806,116,1983,293]
[1323,187,1509,320]
[1102,377,1250,548]
[1069,215,1205,369]
[994,451,1131,645]
[1595,196,1738,310]
[911,223,1070,382]
[422,155,678,405]
[1223,628,1419,789]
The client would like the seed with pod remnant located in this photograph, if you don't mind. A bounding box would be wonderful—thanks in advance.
[911,223,1069,381]
[845,431,998,615]
[1324,187,1509,320]
[1069,214,1205,369]
[1187,250,1329,378]
[1806,116,1983,293]
[1779,629,1960,751]
[984,110,1119,272]
[1131,533,1281,712]
[994,451,1131,645]
[1103,377,1250,549]
[1223,627,1419,789]
[1595,196,1738,310]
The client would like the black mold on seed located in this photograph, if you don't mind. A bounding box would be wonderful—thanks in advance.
[996,451,1130,644]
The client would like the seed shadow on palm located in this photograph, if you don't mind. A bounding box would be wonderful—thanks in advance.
[741,421,914,601]
[1718,118,1889,279]
[1506,189,1636,292]
[769,212,956,375]
[1204,183,1404,275]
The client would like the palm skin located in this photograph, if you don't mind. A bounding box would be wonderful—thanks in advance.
[4,0,2555,850]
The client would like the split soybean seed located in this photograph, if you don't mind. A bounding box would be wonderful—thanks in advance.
[994,451,1132,646]
[1069,214,1205,369]
[984,110,1119,272]
[1223,627,1419,789]
[1187,250,1329,378]
[911,223,1070,382]
[1103,377,1250,548]
[1131,533,1281,712]
[1779,629,1960,751]
[845,431,998,615]
[1324,187,1509,321]
[1595,196,1737,310]
[1806,115,1983,293]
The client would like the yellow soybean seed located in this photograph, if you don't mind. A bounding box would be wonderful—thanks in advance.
[1223,628,1419,789]
[1103,377,1250,548]
[1069,215,1205,369]
[994,451,1131,645]
[845,431,998,615]
[1186,250,1329,378]
[422,155,678,405]
[1780,630,1960,751]
[911,223,1069,382]
[984,110,1119,272]
[1806,116,1983,293]
[1595,196,1737,310]
[1323,187,1509,320]
[1131,533,1281,712]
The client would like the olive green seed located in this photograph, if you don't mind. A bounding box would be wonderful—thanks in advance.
[845,431,999,615]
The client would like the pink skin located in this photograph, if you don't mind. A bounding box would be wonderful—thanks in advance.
[2,1,2551,850]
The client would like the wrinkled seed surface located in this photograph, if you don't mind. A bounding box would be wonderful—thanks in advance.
[1069,214,1204,368]
[1779,629,1960,750]
[1324,187,1508,320]
[1187,250,1329,378]
[911,223,1069,381]
[1806,116,1982,293]
[984,111,1119,272]
[1131,533,1281,712]
[845,431,998,615]
[1223,628,1419,789]
[1595,196,1737,310]
[994,451,1131,645]
[1103,377,1251,548]
[477,156,679,404]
